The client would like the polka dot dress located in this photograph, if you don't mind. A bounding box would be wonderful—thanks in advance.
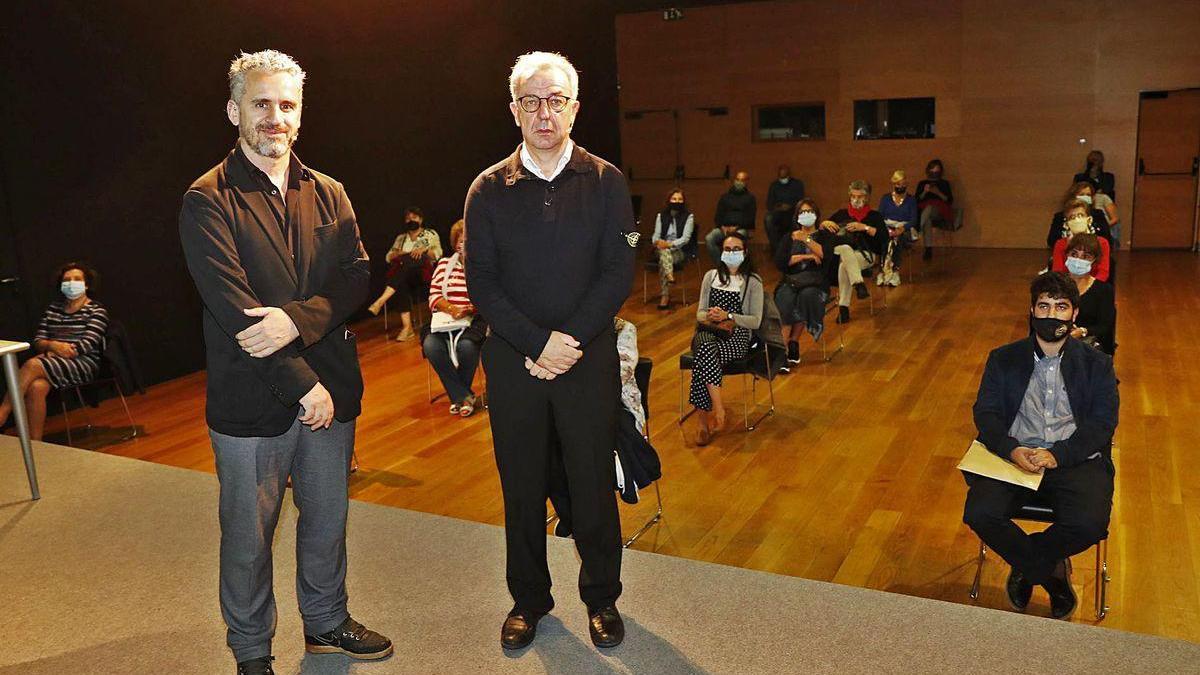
[689,285,751,411]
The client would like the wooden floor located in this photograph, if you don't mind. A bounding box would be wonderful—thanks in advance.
[20,246,1200,644]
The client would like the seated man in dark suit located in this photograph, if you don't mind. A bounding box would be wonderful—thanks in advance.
[964,272,1118,620]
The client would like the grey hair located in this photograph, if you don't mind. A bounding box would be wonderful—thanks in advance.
[509,51,579,101]
[848,179,872,194]
[228,49,306,103]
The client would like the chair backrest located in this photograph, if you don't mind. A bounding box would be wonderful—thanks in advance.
[102,319,144,394]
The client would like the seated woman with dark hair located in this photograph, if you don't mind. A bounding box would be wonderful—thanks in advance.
[0,262,109,440]
[1051,199,1111,283]
[690,231,763,446]
[367,206,443,342]
[421,220,486,417]
[774,199,834,368]
[1062,233,1116,355]
[915,159,954,260]
[651,188,694,309]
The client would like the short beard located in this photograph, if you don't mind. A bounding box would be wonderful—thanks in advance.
[240,119,298,159]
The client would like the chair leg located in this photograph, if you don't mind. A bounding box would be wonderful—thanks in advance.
[74,387,94,432]
[113,381,138,441]
[1095,538,1110,621]
[742,374,751,430]
[61,396,73,447]
[350,451,359,474]
[678,367,696,425]
[969,541,987,600]
[382,300,388,332]
[642,268,649,304]
[624,481,664,548]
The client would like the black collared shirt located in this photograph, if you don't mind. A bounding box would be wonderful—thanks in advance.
[233,143,307,256]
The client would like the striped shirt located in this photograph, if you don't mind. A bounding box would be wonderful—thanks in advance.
[427,255,471,312]
[34,300,109,388]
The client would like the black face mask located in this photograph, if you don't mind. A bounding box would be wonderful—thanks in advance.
[894,186,906,194]
[669,202,685,212]
[1031,316,1072,343]
[405,219,420,231]
[928,171,941,180]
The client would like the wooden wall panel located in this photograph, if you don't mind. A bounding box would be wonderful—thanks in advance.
[616,0,1200,249]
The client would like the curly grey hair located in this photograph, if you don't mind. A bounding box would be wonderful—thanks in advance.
[848,179,872,194]
[228,49,306,103]
[509,51,578,101]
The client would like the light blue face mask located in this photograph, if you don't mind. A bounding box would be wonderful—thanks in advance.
[796,211,817,227]
[61,280,86,299]
[1065,256,1093,276]
[1076,194,1093,205]
[721,250,745,269]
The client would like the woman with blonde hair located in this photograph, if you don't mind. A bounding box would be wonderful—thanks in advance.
[876,169,917,286]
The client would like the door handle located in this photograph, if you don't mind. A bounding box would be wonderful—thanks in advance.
[0,277,19,285]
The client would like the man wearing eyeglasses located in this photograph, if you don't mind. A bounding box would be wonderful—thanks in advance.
[964,272,1118,620]
[464,51,635,651]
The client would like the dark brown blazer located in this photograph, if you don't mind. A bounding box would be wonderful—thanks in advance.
[179,146,369,437]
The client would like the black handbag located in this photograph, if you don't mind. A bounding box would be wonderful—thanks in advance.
[785,268,825,290]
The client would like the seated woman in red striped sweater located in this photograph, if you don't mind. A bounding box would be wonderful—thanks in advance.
[421,220,488,417]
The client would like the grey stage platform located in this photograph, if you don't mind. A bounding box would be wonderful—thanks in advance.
[2,438,1197,674]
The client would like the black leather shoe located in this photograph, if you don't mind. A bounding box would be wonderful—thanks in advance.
[1043,559,1077,620]
[587,606,625,648]
[1005,567,1033,611]
[501,609,543,650]
[836,306,851,324]
[305,617,393,660]
[237,656,274,675]
[854,282,869,299]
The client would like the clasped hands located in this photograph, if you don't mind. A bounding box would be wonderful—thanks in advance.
[236,306,299,358]
[525,331,582,380]
[1010,446,1058,473]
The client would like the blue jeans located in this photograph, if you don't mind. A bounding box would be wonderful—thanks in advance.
[422,332,481,404]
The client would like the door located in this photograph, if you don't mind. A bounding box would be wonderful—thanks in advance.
[1132,89,1200,249]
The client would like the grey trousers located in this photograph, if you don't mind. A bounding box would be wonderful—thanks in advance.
[211,417,355,663]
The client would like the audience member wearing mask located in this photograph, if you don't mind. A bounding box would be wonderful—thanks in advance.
[824,180,888,324]
[0,262,109,441]
[1072,150,1116,203]
[707,170,756,264]
[877,169,917,287]
[914,159,955,260]
[765,164,806,256]
[1062,233,1115,355]
[774,199,834,369]
[422,220,487,417]
[651,188,695,309]
[367,206,443,341]
[1046,183,1113,250]
[690,232,763,446]
[1051,199,1111,283]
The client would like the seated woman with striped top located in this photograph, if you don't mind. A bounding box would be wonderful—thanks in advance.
[421,220,487,417]
[0,262,109,440]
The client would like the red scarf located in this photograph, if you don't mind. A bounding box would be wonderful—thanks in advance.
[848,203,871,222]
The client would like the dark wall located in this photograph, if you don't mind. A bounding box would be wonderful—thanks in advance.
[0,0,623,386]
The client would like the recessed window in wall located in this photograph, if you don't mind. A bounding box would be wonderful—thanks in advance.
[753,103,826,142]
[853,97,935,140]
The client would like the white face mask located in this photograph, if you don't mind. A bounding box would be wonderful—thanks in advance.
[61,280,86,299]
[1076,194,1093,205]
[796,211,817,227]
[1066,216,1091,235]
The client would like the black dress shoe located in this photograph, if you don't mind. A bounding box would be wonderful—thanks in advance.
[786,340,800,365]
[854,282,869,299]
[587,606,625,648]
[1005,567,1033,612]
[305,617,393,659]
[237,656,274,675]
[836,306,850,324]
[1043,559,1077,620]
[501,609,543,650]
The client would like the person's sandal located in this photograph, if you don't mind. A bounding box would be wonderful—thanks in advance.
[459,395,477,418]
[697,427,712,446]
[449,402,461,415]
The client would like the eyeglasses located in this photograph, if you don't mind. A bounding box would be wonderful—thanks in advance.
[515,94,572,114]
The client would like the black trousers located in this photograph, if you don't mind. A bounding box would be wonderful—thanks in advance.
[482,329,623,614]
[386,257,425,306]
[963,458,1113,584]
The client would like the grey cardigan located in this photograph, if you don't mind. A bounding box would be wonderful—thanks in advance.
[696,269,763,330]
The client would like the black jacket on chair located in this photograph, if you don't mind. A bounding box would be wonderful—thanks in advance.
[179,146,370,437]
[973,336,1119,472]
